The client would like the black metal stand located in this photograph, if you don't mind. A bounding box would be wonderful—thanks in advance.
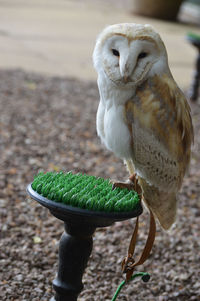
[189,52,200,102]
[187,35,200,102]
[27,184,142,301]
[52,223,95,301]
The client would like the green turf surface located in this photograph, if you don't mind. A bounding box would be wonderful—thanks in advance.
[31,171,140,213]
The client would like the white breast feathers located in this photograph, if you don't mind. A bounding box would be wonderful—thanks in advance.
[96,100,132,160]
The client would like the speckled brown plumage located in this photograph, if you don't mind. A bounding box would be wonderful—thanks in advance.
[93,23,194,230]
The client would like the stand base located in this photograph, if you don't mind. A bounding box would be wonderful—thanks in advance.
[27,184,143,301]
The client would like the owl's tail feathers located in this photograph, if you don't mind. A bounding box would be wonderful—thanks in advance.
[138,178,177,230]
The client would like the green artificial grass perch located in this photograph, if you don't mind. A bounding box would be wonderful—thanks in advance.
[31,171,140,213]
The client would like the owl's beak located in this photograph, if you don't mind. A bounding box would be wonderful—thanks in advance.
[120,56,131,83]
[121,64,131,84]
[120,54,135,84]
[123,75,129,83]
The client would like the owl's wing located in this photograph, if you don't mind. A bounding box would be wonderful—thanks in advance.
[125,74,193,193]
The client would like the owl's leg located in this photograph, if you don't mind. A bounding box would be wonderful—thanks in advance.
[111,160,142,195]
[126,159,142,194]
[125,159,135,175]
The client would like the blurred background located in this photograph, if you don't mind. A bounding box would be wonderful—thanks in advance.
[0,0,199,89]
[1,1,200,301]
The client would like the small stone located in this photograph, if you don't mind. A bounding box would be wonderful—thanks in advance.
[33,236,42,244]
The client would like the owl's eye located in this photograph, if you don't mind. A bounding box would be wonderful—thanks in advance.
[138,52,148,59]
[112,49,120,57]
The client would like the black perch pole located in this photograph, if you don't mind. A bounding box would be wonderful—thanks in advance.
[27,183,143,301]
[187,33,200,102]
[52,223,95,301]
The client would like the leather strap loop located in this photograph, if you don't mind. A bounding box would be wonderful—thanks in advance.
[122,209,156,282]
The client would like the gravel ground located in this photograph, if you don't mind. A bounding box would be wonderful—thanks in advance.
[0,69,200,301]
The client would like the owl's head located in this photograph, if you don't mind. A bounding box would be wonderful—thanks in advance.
[93,23,169,87]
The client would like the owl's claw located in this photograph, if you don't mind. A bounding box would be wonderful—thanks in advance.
[112,180,134,191]
[111,174,142,195]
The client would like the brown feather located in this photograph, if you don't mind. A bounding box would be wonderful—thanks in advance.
[125,74,193,229]
[138,177,177,230]
[125,74,193,188]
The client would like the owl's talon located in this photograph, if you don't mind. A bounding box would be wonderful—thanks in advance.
[129,174,142,195]
[111,175,142,195]
[111,180,135,191]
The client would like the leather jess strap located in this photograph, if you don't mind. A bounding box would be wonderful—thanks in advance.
[121,209,156,282]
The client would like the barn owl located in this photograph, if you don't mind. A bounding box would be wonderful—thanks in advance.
[93,23,193,230]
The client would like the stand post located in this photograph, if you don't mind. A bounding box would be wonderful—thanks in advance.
[52,222,96,301]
